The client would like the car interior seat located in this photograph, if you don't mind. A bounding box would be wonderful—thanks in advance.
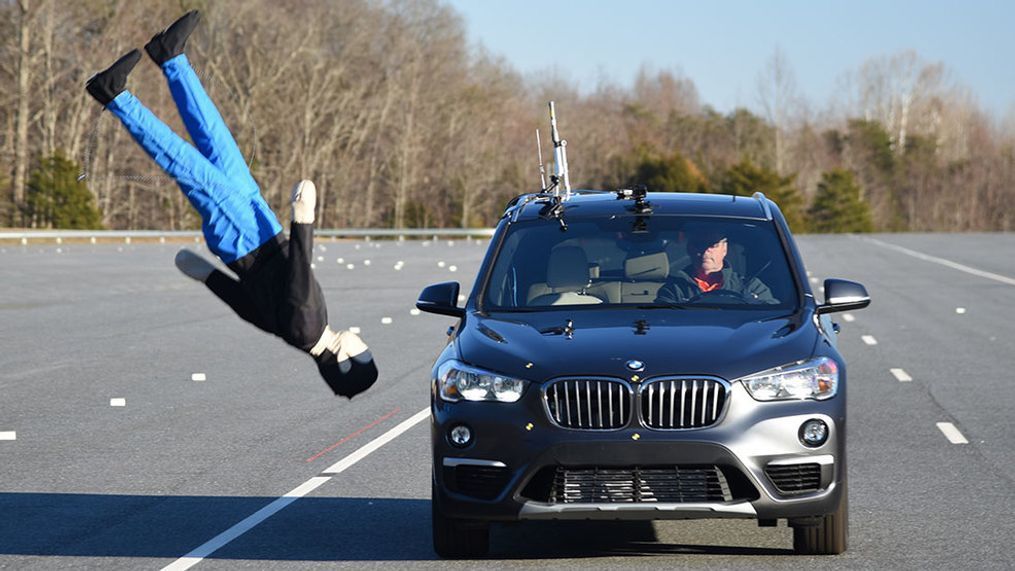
[620,251,669,303]
[527,246,604,306]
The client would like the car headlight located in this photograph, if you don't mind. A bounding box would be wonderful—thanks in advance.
[739,357,839,401]
[436,360,527,403]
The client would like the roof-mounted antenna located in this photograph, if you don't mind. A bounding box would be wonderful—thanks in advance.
[548,101,572,199]
[535,129,548,191]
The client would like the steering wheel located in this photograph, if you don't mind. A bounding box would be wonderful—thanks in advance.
[686,289,750,304]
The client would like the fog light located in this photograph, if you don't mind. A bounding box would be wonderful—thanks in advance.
[448,424,472,447]
[799,419,828,447]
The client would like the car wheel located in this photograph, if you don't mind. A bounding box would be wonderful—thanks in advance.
[793,479,848,555]
[432,479,490,558]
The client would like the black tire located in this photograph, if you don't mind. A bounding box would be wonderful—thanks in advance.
[793,480,848,555]
[432,480,490,558]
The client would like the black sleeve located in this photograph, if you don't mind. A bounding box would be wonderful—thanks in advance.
[282,222,328,351]
[655,281,687,304]
[206,270,274,334]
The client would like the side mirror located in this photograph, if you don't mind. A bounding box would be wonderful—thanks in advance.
[817,279,870,314]
[417,281,465,317]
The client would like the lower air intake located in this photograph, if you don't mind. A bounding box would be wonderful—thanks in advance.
[533,465,736,504]
[764,463,822,494]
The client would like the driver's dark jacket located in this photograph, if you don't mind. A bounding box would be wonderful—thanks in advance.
[655,264,777,304]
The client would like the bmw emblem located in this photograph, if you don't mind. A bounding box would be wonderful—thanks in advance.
[626,360,645,372]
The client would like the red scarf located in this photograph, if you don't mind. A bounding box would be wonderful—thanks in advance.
[693,269,723,292]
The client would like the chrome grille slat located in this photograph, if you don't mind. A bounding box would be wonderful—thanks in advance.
[641,378,728,429]
[546,378,630,430]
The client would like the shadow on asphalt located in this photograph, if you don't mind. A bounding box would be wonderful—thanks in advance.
[0,493,792,561]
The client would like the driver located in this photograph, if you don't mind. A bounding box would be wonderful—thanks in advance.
[655,226,777,304]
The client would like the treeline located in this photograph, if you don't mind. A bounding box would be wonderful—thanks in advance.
[2,0,1013,232]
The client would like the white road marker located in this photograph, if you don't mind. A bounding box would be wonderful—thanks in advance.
[363,259,371,266]
[349,326,361,334]
[310,263,316,270]
[449,265,458,272]
[863,237,1015,287]
[381,317,393,325]
[410,308,421,316]
[0,431,16,441]
[437,261,446,268]
[936,422,969,444]
[316,256,324,262]
[336,257,344,264]
[890,368,913,382]
[458,294,466,303]
[861,335,878,345]
[955,307,966,314]
[322,407,430,474]
[191,373,206,382]
[842,313,855,322]
[162,407,430,571]
[110,398,126,407]
[346,263,355,270]
[809,277,819,284]
[161,476,332,571]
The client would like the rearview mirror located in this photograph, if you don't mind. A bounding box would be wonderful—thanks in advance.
[417,281,465,317]
[817,279,870,314]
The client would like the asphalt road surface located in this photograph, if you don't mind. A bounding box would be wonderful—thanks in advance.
[1,233,1013,569]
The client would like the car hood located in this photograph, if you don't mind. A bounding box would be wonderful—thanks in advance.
[456,308,818,384]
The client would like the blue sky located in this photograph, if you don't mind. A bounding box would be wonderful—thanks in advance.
[445,0,1013,118]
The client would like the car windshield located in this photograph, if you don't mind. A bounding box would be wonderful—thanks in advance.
[483,215,799,311]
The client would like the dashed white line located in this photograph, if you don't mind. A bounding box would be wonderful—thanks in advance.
[842,313,855,322]
[381,317,393,325]
[410,308,421,316]
[191,373,206,382]
[863,237,1015,287]
[0,431,16,441]
[349,326,361,334]
[936,422,969,444]
[110,398,126,407]
[862,335,878,345]
[890,368,912,382]
[809,277,819,284]
[161,407,430,571]
[955,307,966,314]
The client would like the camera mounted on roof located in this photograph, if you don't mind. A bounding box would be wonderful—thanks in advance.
[616,185,652,213]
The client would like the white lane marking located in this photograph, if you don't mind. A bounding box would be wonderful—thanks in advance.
[842,313,855,322]
[410,308,421,316]
[936,422,969,444]
[163,408,430,570]
[345,263,355,270]
[890,368,913,382]
[0,431,16,441]
[381,317,393,325]
[449,265,458,272]
[363,259,371,266]
[955,307,966,314]
[191,373,206,382]
[161,477,332,571]
[437,261,446,268]
[349,326,361,334]
[862,335,878,345]
[336,257,344,264]
[457,294,466,303]
[322,407,430,474]
[809,277,819,284]
[316,256,324,262]
[863,237,1015,287]
[110,398,126,407]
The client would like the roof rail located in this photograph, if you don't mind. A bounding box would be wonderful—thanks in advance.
[752,192,773,220]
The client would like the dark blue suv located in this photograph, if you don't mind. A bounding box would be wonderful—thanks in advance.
[417,189,870,558]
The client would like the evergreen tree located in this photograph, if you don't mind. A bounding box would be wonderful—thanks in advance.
[24,152,104,229]
[808,169,873,233]
[627,150,708,194]
[718,160,807,232]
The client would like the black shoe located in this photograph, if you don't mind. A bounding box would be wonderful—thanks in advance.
[85,49,142,106]
[145,10,201,66]
[317,351,379,399]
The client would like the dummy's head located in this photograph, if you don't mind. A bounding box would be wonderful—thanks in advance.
[315,330,378,398]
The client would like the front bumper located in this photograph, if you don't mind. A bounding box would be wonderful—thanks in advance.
[432,382,845,522]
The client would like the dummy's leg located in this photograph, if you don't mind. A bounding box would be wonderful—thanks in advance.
[146,11,259,191]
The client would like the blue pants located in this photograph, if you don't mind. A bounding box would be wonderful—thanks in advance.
[106,54,282,263]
